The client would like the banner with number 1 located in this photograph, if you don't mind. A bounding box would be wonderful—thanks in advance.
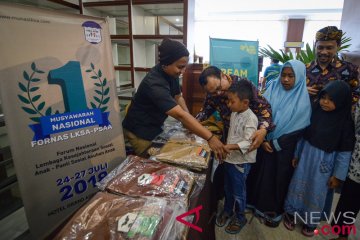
[0,3,126,238]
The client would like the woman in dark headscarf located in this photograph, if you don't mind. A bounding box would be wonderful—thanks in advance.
[283,80,355,237]
[122,38,227,158]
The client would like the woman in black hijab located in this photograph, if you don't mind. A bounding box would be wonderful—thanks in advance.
[283,80,355,237]
[122,38,227,158]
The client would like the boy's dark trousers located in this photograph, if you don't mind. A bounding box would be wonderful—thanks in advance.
[223,162,251,221]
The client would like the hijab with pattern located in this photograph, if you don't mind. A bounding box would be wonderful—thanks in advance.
[304,80,355,152]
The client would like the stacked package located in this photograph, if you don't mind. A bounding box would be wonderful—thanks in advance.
[99,155,195,204]
[55,192,186,240]
[56,121,208,239]
[150,127,211,171]
[154,142,210,171]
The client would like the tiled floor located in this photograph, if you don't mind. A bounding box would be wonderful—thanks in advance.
[215,194,360,240]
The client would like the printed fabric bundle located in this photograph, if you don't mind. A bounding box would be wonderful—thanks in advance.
[55,192,186,240]
[154,141,210,171]
[150,127,211,171]
[100,155,195,203]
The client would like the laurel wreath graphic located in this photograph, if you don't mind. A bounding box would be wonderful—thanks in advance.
[17,62,59,123]
[18,62,110,123]
[86,62,110,113]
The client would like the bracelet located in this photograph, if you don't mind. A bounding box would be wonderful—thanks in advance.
[206,134,214,141]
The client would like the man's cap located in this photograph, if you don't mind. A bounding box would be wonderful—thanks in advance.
[315,26,342,45]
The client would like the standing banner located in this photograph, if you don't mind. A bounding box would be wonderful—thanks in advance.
[0,3,126,238]
[210,38,259,86]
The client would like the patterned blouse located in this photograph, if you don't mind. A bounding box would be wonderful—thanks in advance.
[349,100,360,184]
[196,74,274,139]
[306,59,359,105]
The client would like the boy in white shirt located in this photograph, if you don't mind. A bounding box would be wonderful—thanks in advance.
[215,81,258,234]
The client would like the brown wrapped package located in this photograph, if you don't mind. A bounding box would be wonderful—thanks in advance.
[55,192,185,240]
[105,156,195,203]
[154,142,211,171]
[149,126,211,171]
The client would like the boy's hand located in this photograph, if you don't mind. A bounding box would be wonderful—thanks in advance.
[328,176,341,189]
[261,141,273,153]
[224,144,233,153]
[292,158,299,168]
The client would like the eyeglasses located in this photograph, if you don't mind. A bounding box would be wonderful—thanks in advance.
[209,78,224,96]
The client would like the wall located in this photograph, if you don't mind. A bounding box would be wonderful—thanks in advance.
[341,0,360,51]
[194,0,343,73]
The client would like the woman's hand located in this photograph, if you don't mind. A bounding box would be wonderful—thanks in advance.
[307,86,319,96]
[291,158,299,168]
[328,176,341,189]
[249,128,267,152]
[208,136,229,161]
[261,141,273,153]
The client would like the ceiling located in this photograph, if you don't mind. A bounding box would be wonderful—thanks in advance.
[0,0,343,27]
[195,0,344,20]
[0,0,79,13]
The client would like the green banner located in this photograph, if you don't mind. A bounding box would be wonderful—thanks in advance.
[210,38,259,86]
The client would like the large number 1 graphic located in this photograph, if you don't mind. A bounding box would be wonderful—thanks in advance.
[48,61,88,112]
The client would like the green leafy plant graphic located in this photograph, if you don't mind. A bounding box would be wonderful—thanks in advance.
[86,63,110,112]
[18,62,59,123]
